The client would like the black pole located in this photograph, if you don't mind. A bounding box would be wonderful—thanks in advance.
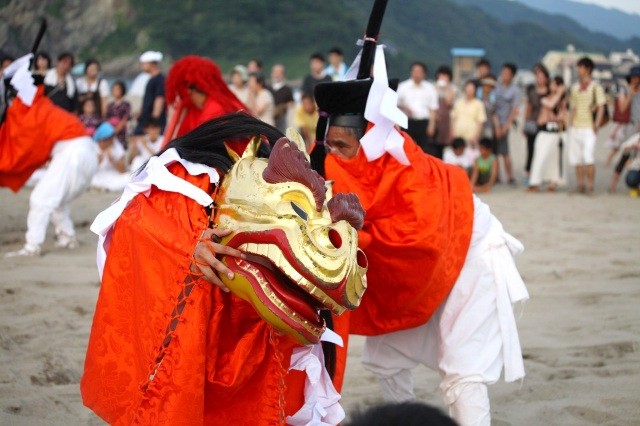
[29,18,47,69]
[356,0,389,80]
[1,17,47,124]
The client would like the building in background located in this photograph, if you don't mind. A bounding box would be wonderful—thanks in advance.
[542,45,609,86]
[609,49,640,84]
[451,48,486,87]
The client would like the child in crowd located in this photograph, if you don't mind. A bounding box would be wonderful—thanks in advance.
[470,138,498,193]
[91,122,130,192]
[105,80,132,149]
[79,98,101,137]
[293,93,319,152]
[129,118,164,171]
[443,137,475,177]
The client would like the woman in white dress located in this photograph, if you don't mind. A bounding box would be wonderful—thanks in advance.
[528,76,568,192]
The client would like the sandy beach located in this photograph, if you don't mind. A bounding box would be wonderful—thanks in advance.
[1,129,639,425]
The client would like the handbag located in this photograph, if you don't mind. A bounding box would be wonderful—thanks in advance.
[612,96,631,123]
[592,84,610,126]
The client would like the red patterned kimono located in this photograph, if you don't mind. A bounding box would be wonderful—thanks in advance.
[81,164,306,425]
[325,132,474,385]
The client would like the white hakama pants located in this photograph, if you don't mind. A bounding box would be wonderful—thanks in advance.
[25,136,98,249]
[361,196,529,426]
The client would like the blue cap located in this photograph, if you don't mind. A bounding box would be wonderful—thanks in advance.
[93,122,116,142]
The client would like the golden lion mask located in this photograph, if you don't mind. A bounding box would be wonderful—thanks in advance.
[214,129,367,345]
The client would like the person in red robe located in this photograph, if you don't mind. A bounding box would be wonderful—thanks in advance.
[162,55,247,144]
[309,44,529,425]
[81,113,348,425]
[1,54,97,257]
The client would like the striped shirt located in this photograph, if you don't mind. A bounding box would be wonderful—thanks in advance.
[570,81,606,129]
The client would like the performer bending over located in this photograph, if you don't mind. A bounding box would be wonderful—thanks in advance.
[310,33,529,426]
[1,54,97,257]
[81,113,367,425]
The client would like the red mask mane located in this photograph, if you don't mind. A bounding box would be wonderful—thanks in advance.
[262,138,326,211]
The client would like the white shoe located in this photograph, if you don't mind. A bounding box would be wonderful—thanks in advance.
[4,244,42,258]
[54,234,79,249]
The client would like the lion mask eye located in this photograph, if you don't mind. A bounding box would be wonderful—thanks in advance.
[290,202,308,221]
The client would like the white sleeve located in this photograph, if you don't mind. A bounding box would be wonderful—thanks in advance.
[99,79,110,98]
[6,55,37,106]
[429,85,439,110]
[443,149,455,164]
[396,82,408,104]
[67,75,76,96]
[110,140,126,161]
[151,137,164,153]
[465,148,478,166]
[43,69,56,86]
[75,78,86,93]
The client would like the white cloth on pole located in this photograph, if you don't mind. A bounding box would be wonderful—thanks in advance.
[343,41,409,165]
[359,45,409,165]
[4,54,37,106]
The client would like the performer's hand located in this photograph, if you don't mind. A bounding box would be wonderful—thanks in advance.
[191,228,246,292]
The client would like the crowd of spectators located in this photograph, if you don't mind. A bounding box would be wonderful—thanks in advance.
[395,57,639,196]
[1,48,638,196]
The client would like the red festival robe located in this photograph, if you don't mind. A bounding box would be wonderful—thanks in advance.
[81,164,305,425]
[0,86,86,191]
[326,132,474,337]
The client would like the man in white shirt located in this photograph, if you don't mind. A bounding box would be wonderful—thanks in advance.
[397,62,440,157]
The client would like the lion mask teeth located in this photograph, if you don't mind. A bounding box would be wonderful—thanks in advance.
[214,136,367,345]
